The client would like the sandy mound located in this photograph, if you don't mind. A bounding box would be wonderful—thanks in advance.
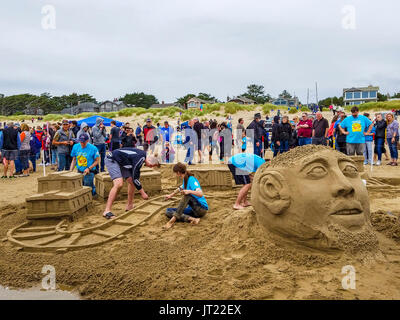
[1,165,400,299]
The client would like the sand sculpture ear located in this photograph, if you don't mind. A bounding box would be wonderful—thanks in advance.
[257,171,291,215]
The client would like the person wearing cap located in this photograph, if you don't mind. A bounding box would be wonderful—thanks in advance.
[70,134,100,195]
[228,153,265,210]
[52,120,75,171]
[103,148,160,219]
[246,113,264,157]
[92,117,107,172]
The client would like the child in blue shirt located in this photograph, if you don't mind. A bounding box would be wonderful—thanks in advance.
[164,163,208,230]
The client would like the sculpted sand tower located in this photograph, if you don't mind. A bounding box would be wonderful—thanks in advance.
[252,145,378,251]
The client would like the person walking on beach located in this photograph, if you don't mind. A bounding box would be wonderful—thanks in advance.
[103,147,160,219]
[228,153,265,210]
[164,163,209,230]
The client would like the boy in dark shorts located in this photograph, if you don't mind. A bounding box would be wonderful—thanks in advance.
[228,153,265,210]
[103,147,160,219]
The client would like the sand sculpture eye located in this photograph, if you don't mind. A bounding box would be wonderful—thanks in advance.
[305,165,327,179]
[341,164,358,177]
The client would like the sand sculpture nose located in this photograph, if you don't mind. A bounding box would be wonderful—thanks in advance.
[331,170,355,198]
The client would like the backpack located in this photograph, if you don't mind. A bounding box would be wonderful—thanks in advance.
[30,134,42,154]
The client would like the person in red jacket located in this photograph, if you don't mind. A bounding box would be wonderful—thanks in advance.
[297,113,313,146]
[142,119,158,153]
[34,126,44,160]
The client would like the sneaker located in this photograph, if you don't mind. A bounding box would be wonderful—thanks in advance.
[364,162,368,165]
[376,161,381,166]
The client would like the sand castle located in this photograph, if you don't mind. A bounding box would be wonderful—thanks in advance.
[95,167,162,199]
[26,171,92,219]
[176,167,233,190]
[252,145,378,251]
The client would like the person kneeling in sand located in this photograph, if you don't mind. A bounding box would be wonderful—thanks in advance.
[103,147,160,220]
[164,163,209,230]
[228,153,265,210]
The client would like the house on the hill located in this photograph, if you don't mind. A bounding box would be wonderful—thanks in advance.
[186,97,215,109]
[60,102,99,115]
[227,96,255,105]
[150,101,183,109]
[343,85,379,106]
[24,105,44,116]
[271,96,299,108]
[98,100,130,112]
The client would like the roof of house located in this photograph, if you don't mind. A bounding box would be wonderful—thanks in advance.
[229,96,255,103]
[150,103,182,109]
[187,97,214,104]
[343,86,380,93]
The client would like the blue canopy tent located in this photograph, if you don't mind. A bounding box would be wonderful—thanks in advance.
[77,115,124,127]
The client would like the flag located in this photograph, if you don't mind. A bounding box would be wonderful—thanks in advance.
[200,104,203,111]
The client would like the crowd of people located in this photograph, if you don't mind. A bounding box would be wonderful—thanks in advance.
[0,108,399,228]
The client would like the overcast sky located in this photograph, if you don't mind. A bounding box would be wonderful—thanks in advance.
[1,0,399,103]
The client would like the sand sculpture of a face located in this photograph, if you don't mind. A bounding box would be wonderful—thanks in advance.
[252,145,376,251]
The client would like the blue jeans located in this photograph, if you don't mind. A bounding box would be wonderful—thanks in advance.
[51,149,58,165]
[95,144,106,172]
[298,137,312,146]
[376,138,385,161]
[280,140,289,153]
[363,141,373,164]
[253,140,262,157]
[82,172,96,195]
[14,158,22,173]
[29,155,37,172]
[58,153,70,171]
[388,137,399,160]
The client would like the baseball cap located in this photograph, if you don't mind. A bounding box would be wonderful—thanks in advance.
[254,113,261,119]
[62,120,69,125]
[146,118,152,122]
[79,134,89,143]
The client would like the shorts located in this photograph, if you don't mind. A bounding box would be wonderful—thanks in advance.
[2,150,18,161]
[105,157,133,181]
[228,163,251,185]
[346,143,365,156]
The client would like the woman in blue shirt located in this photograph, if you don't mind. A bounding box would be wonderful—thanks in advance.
[164,163,208,230]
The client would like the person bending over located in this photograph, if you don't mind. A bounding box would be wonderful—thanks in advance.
[164,163,208,230]
[103,147,160,219]
[228,153,266,210]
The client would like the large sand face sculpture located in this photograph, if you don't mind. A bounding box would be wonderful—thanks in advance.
[252,145,375,251]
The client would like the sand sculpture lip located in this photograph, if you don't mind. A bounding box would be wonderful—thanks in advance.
[329,201,363,216]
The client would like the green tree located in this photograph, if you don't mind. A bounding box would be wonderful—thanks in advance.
[378,93,388,102]
[318,96,344,107]
[242,84,270,104]
[197,93,216,102]
[279,90,292,99]
[121,92,159,109]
